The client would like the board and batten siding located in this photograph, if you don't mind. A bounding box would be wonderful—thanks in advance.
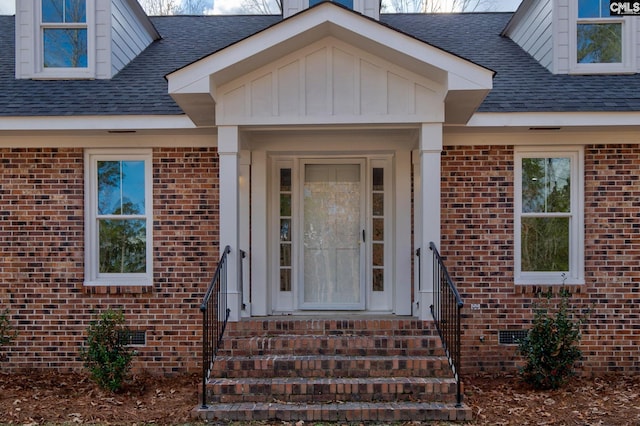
[216,37,445,126]
[504,0,554,72]
[111,0,155,76]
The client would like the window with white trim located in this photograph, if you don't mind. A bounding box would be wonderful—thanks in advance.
[514,147,584,285]
[84,150,153,286]
[571,0,634,73]
[38,0,93,78]
[309,0,353,8]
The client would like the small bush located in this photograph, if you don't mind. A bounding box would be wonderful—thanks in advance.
[517,288,583,390]
[0,309,18,361]
[80,310,135,392]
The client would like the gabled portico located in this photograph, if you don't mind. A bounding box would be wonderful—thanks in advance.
[166,2,493,321]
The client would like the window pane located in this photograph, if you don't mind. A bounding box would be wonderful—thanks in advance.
[522,158,571,213]
[521,217,569,272]
[373,243,384,266]
[310,0,354,7]
[280,269,291,292]
[43,28,87,68]
[65,0,86,23]
[372,193,384,216]
[373,168,384,191]
[42,0,86,23]
[99,219,147,273]
[280,193,291,216]
[372,269,384,292]
[372,218,384,241]
[42,0,63,22]
[577,23,622,63]
[98,161,146,215]
[280,219,291,241]
[280,244,291,267]
[280,168,291,192]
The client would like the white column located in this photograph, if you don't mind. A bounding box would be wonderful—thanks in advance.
[218,126,241,322]
[395,149,412,315]
[239,149,251,317]
[251,150,268,316]
[418,123,442,320]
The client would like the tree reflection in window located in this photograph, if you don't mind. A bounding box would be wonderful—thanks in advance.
[97,161,146,274]
[521,158,571,272]
[576,0,622,64]
[42,0,87,68]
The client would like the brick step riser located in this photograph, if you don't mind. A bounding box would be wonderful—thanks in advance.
[212,358,451,379]
[226,319,438,339]
[218,337,445,357]
[206,383,458,404]
[193,402,473,423]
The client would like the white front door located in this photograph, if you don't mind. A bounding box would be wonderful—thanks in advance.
[271,155,394,314]
[300,162,365,310]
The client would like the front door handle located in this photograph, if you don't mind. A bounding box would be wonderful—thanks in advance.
[362,229,366,243]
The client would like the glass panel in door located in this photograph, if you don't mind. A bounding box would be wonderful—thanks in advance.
[302,163,363,309]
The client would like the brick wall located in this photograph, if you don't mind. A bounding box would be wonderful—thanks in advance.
[0,147,219,374]
[441,144,640,375]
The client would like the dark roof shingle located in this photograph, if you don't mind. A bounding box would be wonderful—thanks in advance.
[1,12,639,117]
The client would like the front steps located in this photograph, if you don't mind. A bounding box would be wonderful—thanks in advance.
[192,317,471,422]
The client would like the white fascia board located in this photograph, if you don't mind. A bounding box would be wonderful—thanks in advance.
[448,72,493,92]
[0,115,196,131]
[468,111,640,127]
[168,72,212,95]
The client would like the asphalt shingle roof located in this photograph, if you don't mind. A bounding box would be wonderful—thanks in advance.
[1,11,639,117]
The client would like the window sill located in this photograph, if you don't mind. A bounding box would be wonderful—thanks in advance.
[84,277,153,294]
[31,68,96,80]
[515,277,585,286]
[569,63,635,75]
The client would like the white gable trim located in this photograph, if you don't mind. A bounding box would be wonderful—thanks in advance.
[166,2,493,126]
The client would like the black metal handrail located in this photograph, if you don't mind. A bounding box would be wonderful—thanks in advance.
[199,245,231,409]
[429,241,464,407]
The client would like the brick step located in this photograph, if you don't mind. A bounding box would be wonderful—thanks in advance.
[226,317,438,338]
[212,354,453,378]
[205,377,459,404]
[218,334,446,357]
[192,401,472,423]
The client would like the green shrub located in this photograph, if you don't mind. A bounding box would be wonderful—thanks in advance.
[517,288,583,390]
[80,310,135,392]
[0,309,18,361]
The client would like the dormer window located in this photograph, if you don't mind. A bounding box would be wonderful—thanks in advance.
[571,0,634,73]
[34,0,93,78]
[42,0,87,68]
[309,0,353,7]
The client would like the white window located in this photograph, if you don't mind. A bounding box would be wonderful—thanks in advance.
[309,0,354,7]
[84,150,153,286]
[570,0,635,74]
[38,0,94,78]
[514,147,584,285]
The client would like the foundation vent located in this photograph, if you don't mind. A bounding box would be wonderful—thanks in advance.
[498,330,528,345]
[119,330,147,346]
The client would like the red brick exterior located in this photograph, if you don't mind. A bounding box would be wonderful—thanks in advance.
[442,144,640,375]
[0,147,219,374]
[2,143,638,376]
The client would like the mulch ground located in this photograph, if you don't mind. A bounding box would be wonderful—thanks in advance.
[1,371,639,425]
